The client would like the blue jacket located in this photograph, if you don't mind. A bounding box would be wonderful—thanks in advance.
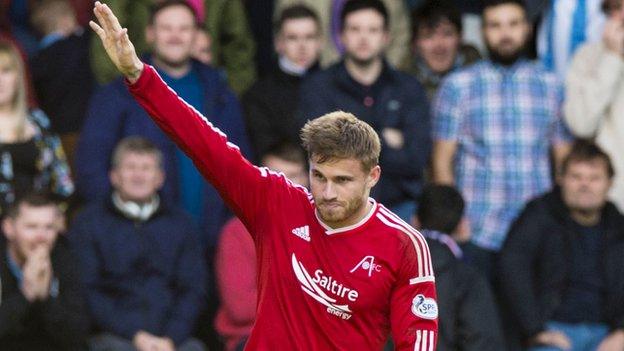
[75,57,251,246]
[297,61,431,206]
[68,197,206,345]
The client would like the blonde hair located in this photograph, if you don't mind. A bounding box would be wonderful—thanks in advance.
[0,41,28,139]
[300,111,381,171]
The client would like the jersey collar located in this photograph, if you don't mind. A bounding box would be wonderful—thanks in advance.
[316,198,378,235]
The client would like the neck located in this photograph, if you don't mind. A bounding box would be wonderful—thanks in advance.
[570,208,602,226]
[153,56,192,78]
[279,55,308,76]
[114,191,154,205]
[344,57,383,86]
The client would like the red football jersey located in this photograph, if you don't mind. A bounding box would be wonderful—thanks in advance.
[129,65,438,351]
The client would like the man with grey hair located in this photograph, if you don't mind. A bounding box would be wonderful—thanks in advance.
[69,136,207,351]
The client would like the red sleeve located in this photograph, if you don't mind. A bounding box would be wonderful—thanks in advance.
[215,219,257,324]
[390,236,438,351]
[127,65,305,232]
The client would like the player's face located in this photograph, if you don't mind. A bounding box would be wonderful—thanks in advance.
[560,160,612,213]
[309,157,380,228]
[0,54,19,108]
[341,9,389,66]
[2,205,59,263]
[147,5,197,67]
[415,20,461,74]
[275,17,321,70]
[483,4,530,65]
[263,155,308,188]
[110,152,165,203]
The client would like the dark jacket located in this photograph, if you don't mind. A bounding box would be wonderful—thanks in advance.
[426,236,504,351]
[242,65,316,161]
[297,61,431,207]
[499,190,624,341]
[0,236,88,351]
[75,56,251,247]
[29,29,95,134]
[68,197,206,345]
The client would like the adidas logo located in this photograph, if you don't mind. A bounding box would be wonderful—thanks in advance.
[292,225,310,242]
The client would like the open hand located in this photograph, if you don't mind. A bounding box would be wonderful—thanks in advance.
[89,1,144,82]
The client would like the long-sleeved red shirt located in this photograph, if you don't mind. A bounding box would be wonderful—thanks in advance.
[129,64,438,351]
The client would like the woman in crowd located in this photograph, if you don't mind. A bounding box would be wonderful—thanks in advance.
[0,40,73,216]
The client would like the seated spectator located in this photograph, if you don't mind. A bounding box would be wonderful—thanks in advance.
[69,137,207,351]
[298,0,431,221]
[89,0,256,94]
[29,0,95,169]
[215,143,308,351]
[499,140,624,351]
[564,0,624,212]
[243,4,322,161]
[76,0,250,249]
[0,192,87,350]
[0,39,73,217]
[413,184,504,351]
[400,0,481,100]
[275,0,410,68]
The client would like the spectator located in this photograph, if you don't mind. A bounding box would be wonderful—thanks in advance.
[564,0,624,212]
[69,137,206,351]
[414,185,504,351]
[0,39,73,217]
[275,0,410,68]
[215,143,308,351]
[89,0,256,95]
[243,4,322,161]
[0,192,87,350]
[76,0,250,249]
[400,0,481,100]
[297,0,431,221]
[29,0,95,169]
[499,141,624,351]
[192,29,212,65]
[432,0,573,279]
[538,0,606,79]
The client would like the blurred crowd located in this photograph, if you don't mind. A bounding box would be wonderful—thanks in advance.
[1,0,624,350]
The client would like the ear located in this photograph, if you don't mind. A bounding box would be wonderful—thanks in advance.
[274,32,283,55]
[411,215,421,229]
[383,31,391,47]
[109,168,119,189]
[2,217,14,241]
[367,165,381,188]
[452,216,471,244]
[145,25,155,45]
[155,168,166,190]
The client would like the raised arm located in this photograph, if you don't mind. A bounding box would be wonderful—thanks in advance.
[89,2,303,230]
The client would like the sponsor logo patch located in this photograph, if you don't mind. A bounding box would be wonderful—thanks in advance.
[411,294,438,320]
[291,253,358,320]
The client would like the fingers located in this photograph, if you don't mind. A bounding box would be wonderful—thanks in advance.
[93,2,109,32]
[89,20,105,40]
[99,2,123,33]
